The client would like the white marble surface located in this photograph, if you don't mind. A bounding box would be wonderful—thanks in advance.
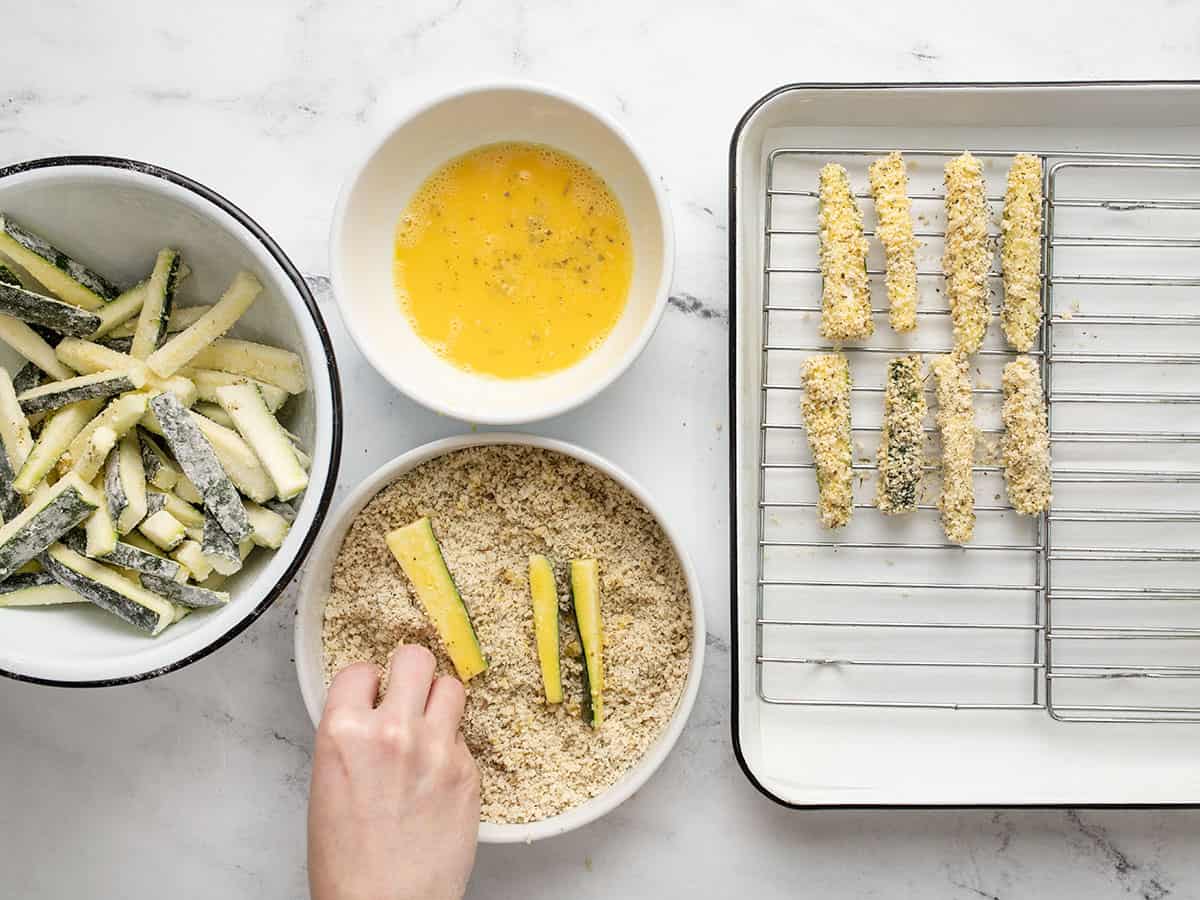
[3,1,1200,897]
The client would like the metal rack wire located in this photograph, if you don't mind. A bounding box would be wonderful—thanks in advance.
[754,147,1200,720]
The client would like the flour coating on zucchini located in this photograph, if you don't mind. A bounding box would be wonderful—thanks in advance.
[146,271,262,377]
[140,572,229,609]
[17,369,144,415]
[130,249,181,359]
[0,282,103,337]
[0,473,98,580]
[0,215,121,310]
[40,542,174,634]
[0,571,85,607]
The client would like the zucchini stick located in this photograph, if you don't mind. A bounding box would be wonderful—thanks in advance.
[108,302,205,339]
[528,555,563,704]
[0,368,33,470]
[181,367,289,412]
[215,382,307,500]
[1000,155,1044,352]
[0,315,75,379]
[570,559,604,729]
[800,353,854,529]
[1001,357,1051,515]
[17,369,144,416]
[817,163,873,341]
[41,542,174,634]
[0,571,85,607]
[65,392,148,473]
[943,152,992,354]
[0,472,97,580]
[867,152,919,333]
[932,352,977,544]
[876,355,927,515]
[0,215,121,310]
[145,271,262,377]
[130,249,181,359]
[108,432,148,535]
[83,473,118,557]
[0,282,102,337]
[185,339,306,394]
[14,398,105,493]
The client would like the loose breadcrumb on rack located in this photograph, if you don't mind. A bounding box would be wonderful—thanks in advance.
[801,353,853,528]
[322,445,692,825]
[1001,357,1052,515]
[817,164,873,341]
[943,152,992,354]
[1001,154,1044,352]
[876,354,927,515]
[868,152,919,333]
[932,352,977,544]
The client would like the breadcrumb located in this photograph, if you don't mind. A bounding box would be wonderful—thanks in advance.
[817,164,873,341]
[876,354,926,515]
[943,152,992,353]
[868,152,919,333]
[1000,154,1043,352]
[932,352,976,543]
[1001,357,1051,515]
[801,353,853,528]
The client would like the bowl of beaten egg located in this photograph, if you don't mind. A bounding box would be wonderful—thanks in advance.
[331,83,674,424]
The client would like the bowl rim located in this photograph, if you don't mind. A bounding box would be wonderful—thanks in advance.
[329,80,676,425]
[294,431,705,843]
[0,155,344,689]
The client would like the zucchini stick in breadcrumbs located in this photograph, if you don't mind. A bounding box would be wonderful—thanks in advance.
[943,152,992,353]
[801,353,853,529]
[817,164,873,341]
[868,153,919,333]
[1001,154,1044,352]
[932,352,976,544]
[876,355,927,515]
[1001,357,1051,515]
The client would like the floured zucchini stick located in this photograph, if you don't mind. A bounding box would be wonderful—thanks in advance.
[106,432,148,535]
[193,402,234,430]
[201,510,243,575]
[0,368,33,471]
[187,339,307,394]
[0,442,23,521]
[868,152,919,333]
[66,392,148,479]
[138,432,179,490]
[107,302,205,340]
[244,500,290,548]
[70,425,118,483]
[0,472,97,579]
[11,361,43,395]
[150,392,251,542]
[1001,155,1044,352]
[801,353,854,529]
[145,271,262,378]
[41,542,174,634]
[83,474,118,557]
[17,369,145,416]
[0,282,102,337]
[817,164,873,341]
[1001,357,1051,515]
[215,382,307,501]
[62,531,184,581]
[570,559,604,729]
[172,539,213,582]
[0,215,121,310]
[932,352,977,544]
[14,398,105,493]
[528,555,563,704]
[876,354,927,515]
[55,338,148,379]
[0,571,85,607]
[0,315,75,379]
[182,368,289,413]
[188,412,275,502]
[943,152,992,354]
[130,249,182,359]
[386,517,488,682]
[141,572,229,609]
[138,508,187,551]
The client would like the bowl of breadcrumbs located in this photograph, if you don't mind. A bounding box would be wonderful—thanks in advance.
[295,433,704,843]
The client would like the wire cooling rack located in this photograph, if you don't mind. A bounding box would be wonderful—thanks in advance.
[756,147,1200,721]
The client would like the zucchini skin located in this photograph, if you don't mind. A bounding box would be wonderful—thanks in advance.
[17,371,139,416]
[0,435,24,521]
[140,572,229,608]
[0,283,103,338]
[12,362,44,395]
[0,215,121,303]
[528,555,564,704]
[39,546,163,633]
[0,482,97,580]
[569,559,604,729]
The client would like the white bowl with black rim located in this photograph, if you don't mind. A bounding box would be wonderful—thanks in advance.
[294,432,705,843]
[0,156,342,687]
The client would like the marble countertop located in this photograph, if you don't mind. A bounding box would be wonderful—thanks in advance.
[4,1,1200,897]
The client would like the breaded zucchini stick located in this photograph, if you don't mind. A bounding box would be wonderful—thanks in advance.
[932,352,976,544]
[1001,154,1044,352]
[801,353,853,529]
[876,354,927,515]
[1001,357,1051,515]
[943,152,991,353]
[868,152,919,333]
[817,164,873,341]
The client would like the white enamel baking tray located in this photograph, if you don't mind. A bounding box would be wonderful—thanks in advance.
[730,82,1200,807]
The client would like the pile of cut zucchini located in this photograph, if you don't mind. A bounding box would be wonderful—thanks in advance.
[0,214,308,634]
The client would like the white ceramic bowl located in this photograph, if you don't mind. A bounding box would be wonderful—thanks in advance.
[0,156,342,686]
[295,433,704,843]
[330,83,674,425]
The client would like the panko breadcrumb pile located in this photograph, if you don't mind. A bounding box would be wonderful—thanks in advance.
[322,444,693,824]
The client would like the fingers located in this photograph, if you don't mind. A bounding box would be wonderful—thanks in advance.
[379,643,437,719]
[323,661,381,713]
[424,675,467,738]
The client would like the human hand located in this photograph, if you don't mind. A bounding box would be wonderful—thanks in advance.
[309,644,480,900]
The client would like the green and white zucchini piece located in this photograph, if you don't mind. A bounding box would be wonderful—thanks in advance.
[107,432,148,534]
[0,282,103,337]
[0,368,33,470]
[0,438,24,521]
[189,411,275,503]
[0,216,121,310]
[140,572,229,609]
[129,249,181,359]
[244,500,290,548]
[0,472,97,580]
[0,264,21,287]
[150,392,251,541]
[0,315,75,379]
[193,401,235,429]
[40,542,173,634]
[185,338,306,394]
[13,398,104,494]
[54,338,150,381]
[65,392,148,472]
[215,382,307,501]
[201,511,242,575]
[173,475,203,505]
[70,424,118,483]
[11,361,44,395]
[147,488,204,528]
[83,474,118,557]
[262,497,296,523]
[181,367,289,412]
[17,368,144,415]
[570,559,605,729]
[0,571,86,606]
[138,431,179,490]
[529,555,564,704]
[145,272,262,377]
[108,301,205,339]
[171,539,213,581]
[101,540,182,581]
[138,509,186,551]
[137,374,197,435]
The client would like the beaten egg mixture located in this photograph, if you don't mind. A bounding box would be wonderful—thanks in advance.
[394,142,633,379]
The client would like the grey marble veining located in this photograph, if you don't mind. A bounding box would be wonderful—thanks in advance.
[3,1,1200,897]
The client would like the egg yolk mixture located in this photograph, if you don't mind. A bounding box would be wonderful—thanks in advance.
[393,142,633,379]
